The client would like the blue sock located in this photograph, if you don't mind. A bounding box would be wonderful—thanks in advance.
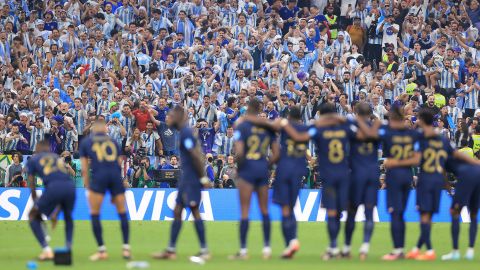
[416,231,424,249]
[451,215,460,250]
[363,207,374,244]
[91,214,104,247]
[327,215,340,248]
[390,212,402,249]
[345,210,356,246]
[469,218,477,248]
[64,215,74,249]
[169,220,182,249]
[240,219,249,249]
[194,219,207,249]
[421,222,432,250]
[262,214,271,247]
[119,213,129,245]
[281,216,289,247]
[399,215,406,248]
[282,214,295,246]
[30,219,47,248]
[290,214,297,241]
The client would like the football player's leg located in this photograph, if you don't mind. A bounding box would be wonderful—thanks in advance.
[62,195,75,250]
[257,184,271,249]
[238,179,254,250]
[169,202,184,251]
[467,209,478,259]
[344,203,357,256]
[344,178,359,254]
[112,193,129,246]
[88,191,106,249]
[191,204,207,251]
[29,207,48,249]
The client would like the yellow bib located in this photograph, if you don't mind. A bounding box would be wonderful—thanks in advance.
[472,134,480,153]
[459,147,475,158]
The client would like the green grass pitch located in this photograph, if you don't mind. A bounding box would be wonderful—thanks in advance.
[0,221,479,269]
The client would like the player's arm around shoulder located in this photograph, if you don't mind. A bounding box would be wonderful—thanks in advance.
[282,119,311,142]
[452,148,480,166]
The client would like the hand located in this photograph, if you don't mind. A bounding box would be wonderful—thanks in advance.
[200,176,211,188]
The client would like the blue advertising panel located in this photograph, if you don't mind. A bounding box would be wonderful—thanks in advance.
[0,188,474,222]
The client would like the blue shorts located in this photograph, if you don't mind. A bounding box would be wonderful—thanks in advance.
[321,173,350,211]
[176,184,202,208]
[385,169,413,213]
[37,181,76,217]
[349,170,379,207]
[90,172,125,196]
[452,176,480,210]
[238,161,270,187]
[416,178,443,213]
[273,166,306,207]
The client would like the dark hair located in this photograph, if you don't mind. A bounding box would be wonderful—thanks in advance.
[356,102,372,116]
[319,103,337,114]
[12,151,23,162]
[247,98,262,114]
[388,106,404,121]
[227,97,236,107]
[418,108,435,125]
[172,105,185,118]
[288,106,302,120]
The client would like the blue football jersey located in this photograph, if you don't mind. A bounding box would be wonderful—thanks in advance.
[350,121,380,169]
[378,124,421,164]
[279,122,309,166]
[26,152,72,186]
[309,122,357,175]
[418,133,454,179]
[234,121,277,164]
[179,126,202,184]
[79,132,121,173]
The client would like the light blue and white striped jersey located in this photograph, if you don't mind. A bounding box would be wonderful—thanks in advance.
[4,132,23,152]
[464,86,479,110]
[439,69,456,89]
[29,127,45,152]
[97,99,110,115]
[343,80,356,104]
[393,78,408,99]
[64,129,78,153]
[69,108,87,136]
[219,133,234,156]
[82,57,100,76]
[115,5,135,26]
[141,131,160,156]
[175,19,195,46]
[107,124,123,148]
[120,115,135,138]
[232,25,250,39]
[410,50,427,76]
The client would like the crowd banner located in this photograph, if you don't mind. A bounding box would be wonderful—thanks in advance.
[0,188,475,222]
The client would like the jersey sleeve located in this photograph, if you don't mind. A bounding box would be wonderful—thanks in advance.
[346,122,358,139]
[307,125,319,141]
[233,123,245,142]
[182,130,196,150]
[78,139,89,158]
[377,124,389,140]
[25,158,36,176]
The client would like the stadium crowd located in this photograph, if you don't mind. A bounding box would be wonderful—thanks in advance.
[1,0,480,188]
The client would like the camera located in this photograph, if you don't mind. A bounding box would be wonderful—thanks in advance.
[64,156,72,163]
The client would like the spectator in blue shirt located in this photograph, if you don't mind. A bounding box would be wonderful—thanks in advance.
[226,97,240,125]
[279,0,300,34]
